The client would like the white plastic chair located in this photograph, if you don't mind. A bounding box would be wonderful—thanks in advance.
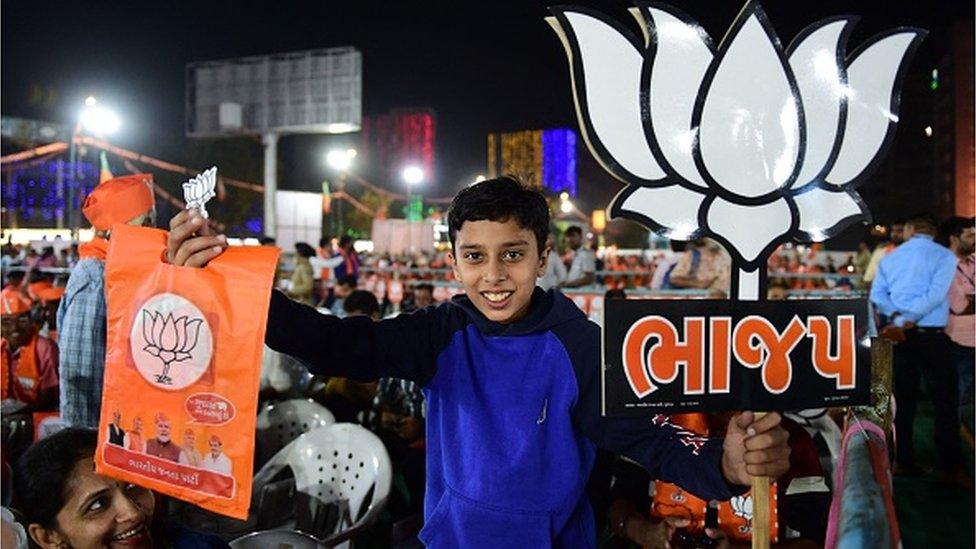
[255,399,335,467]
[229,530,326,549]
[260,345,315,397]
[247,423,392,548]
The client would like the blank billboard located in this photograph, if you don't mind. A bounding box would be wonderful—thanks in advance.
[186,47,362,137]
[274,190,322,252]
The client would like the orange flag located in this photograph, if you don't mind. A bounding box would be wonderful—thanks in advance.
[96,224,278,519]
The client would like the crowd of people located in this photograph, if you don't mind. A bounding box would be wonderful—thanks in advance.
[0,172,973,548]
[267,228,872,312]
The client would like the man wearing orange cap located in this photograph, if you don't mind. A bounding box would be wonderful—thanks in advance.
[57,173,155,427]
[25,271,54,303]
[1,294,59,410]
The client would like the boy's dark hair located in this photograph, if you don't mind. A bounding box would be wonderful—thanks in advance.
[13,427,98,528]
[337,275,358,288]
[294,242,316,258]
[343,290,379,317]
[415,283,434,294]
[6,270,25,284]
[565,226,583,238]
[338,235,354,250]
[448,176,549,255]
[319,236,331,248]
[259,236,276,246]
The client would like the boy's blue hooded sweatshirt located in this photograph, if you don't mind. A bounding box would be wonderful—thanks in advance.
[266,288,739,547]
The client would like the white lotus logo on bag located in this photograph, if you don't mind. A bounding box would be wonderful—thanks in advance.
[548,2,924,299]
[141,311,204,384]
[130,293,213,390]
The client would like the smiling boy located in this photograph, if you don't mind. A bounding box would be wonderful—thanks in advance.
[166,176,789,547]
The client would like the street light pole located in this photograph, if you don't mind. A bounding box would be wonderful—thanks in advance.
[68,96,121,237]
[336,173,345,236]
[325,148,357,238]
[263,132,279,238]
[401,165,424,221]
[67,123,80,236]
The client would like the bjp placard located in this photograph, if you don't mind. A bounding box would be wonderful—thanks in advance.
[548,1,922,419]
[602,298,871,414]
[96,224,279,519]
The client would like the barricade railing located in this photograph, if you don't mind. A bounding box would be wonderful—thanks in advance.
[3,266,73,275]
[826,339,898,548]
[357,265,862,281]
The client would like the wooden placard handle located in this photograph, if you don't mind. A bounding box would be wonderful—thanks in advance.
[751,411,770,549]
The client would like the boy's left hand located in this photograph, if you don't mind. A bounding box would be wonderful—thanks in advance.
[720,411,790,486]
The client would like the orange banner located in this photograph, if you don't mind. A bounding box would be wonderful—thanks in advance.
[102,443,234,499]
[96,224,278,519]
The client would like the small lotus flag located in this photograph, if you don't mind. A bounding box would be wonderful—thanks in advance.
[99,152,114,184]
[182,167,218,219]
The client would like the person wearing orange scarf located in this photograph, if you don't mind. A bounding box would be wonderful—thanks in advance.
[57,173,155,427]
[1,293,59,410]
[1,271,30,312]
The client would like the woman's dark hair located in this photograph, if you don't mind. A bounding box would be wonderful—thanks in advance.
[448,176,549,256]
[13,428,98,527]
[294,242,316,258]
[338,235,354,250]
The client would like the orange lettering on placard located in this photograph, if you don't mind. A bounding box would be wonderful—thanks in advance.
[732,316,805,394]
[807,315,856,389]
[622,316,704,397]
[709,317,732,394]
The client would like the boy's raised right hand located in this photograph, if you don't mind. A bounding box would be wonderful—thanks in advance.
[166,209,228,267]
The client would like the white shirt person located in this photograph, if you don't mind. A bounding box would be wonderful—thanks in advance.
[202,435,232,475]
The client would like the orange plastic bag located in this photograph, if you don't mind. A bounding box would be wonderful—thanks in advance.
[95,224,279,519]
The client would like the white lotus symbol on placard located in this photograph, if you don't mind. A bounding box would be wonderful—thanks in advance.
[548,1,924,299]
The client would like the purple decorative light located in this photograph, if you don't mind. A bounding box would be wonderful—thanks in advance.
[4,160,97,225]
[244,217,263,235]
[541,128,577,197]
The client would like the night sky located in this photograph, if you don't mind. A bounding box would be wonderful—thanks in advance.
[2,1,972,232]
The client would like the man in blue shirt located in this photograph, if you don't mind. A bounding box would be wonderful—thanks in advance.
[871,215,961,483]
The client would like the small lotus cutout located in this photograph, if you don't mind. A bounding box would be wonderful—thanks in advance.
[182,166,217,219]
[548,1,924,298]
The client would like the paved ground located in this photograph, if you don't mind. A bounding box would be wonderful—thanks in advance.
[894,400,975,549]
